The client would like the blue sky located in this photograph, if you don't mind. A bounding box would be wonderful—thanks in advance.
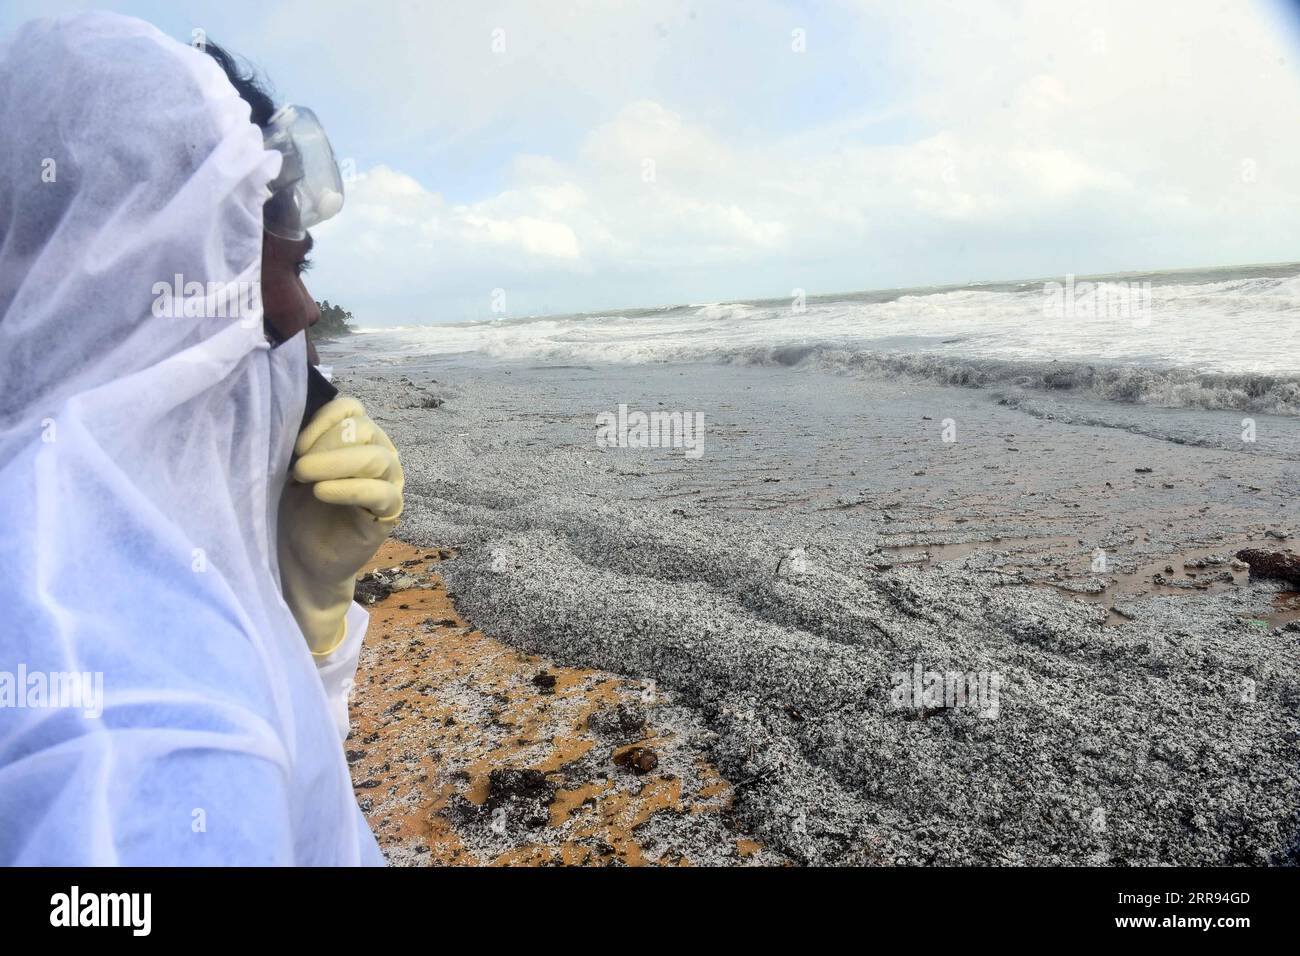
[6,1,1300,325]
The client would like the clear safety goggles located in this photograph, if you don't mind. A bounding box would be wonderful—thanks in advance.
[262,105,344,241]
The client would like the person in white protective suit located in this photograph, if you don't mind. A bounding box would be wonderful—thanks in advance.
[0,12,399,865]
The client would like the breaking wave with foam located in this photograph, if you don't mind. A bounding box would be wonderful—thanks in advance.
[347,266,1300,415]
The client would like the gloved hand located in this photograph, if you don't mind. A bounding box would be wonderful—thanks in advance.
[278,396,404,656]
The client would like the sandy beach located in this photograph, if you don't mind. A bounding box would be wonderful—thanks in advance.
[336,360,1300,866]
[348,538,784,865]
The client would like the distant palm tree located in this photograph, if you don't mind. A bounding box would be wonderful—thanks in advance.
[313,300,353,338]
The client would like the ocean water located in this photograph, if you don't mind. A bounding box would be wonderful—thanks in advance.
[334,262,1300,415]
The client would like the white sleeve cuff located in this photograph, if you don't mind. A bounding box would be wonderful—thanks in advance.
[314,601,370,741]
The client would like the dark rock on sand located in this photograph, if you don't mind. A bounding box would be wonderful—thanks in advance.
[1235,549,1300,586]
[614,746,659,774]
[354,570,395,605]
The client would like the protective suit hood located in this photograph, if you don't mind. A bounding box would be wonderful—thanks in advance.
[0,12,381,865]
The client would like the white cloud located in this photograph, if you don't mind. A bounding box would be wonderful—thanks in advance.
[304,0,1300,321]
[460,213,582,260]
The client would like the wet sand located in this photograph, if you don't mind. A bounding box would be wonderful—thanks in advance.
[335,360,1300,865]
[347,538,784,865]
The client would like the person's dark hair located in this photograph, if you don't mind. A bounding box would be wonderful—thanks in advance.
[202,41,276,129]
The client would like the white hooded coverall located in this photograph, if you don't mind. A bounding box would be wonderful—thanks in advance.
[0,12,383,865]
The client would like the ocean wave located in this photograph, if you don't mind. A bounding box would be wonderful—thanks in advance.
[343,267,1300,414]
[733,345,1300,416]
[690,302,761,321]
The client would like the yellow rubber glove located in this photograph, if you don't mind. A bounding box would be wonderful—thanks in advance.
[278,396,404,656]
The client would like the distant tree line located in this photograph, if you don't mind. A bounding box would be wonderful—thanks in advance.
[314,300,353,338]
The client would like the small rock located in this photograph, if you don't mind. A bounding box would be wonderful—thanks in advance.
[354,571,395,605]
[1236,549,1300,586]
[614,746,659,775]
